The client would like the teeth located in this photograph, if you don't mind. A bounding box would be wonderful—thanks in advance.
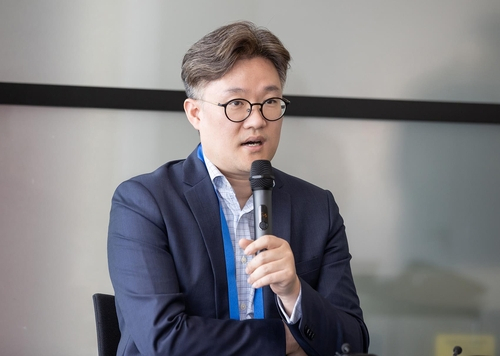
[245,141,261,146]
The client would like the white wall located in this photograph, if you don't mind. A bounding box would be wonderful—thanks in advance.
[1,1,500,355]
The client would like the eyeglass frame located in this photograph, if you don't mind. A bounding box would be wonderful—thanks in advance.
[198,97,291,122]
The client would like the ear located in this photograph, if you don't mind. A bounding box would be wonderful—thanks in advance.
[184,98,201,130]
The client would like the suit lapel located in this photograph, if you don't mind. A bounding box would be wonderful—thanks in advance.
[272,173,292,245]
[183,149,230,319]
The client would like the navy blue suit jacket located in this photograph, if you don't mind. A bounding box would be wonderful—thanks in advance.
[108,146,369,355]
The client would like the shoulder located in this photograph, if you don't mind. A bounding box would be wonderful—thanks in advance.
[110,159,185,212]
[273,168,330,197]
[114,159,184,196]
[273,168,340,216]
[131,158,185,186]
[116,147,207,194]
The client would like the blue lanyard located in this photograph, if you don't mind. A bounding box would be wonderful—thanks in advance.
[197,145,264,320]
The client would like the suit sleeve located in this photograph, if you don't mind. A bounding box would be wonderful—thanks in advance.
[283,190,369,355]
[107,179,285,356]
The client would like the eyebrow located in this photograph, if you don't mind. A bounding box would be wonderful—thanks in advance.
[223,85,282,96]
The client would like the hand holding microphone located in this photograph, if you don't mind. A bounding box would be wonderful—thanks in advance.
[239,160,300,314]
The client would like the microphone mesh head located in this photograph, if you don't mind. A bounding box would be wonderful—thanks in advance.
[250,160,274,190]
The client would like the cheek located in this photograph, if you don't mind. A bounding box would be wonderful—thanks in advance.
[199,122,238,150]
[198,115,221,138]
[270,124,283,145]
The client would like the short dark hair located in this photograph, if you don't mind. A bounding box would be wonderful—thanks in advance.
[181,21,291,98]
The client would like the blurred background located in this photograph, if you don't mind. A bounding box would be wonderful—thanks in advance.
[1,1,499,355]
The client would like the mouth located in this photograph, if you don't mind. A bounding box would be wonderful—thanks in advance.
[242,137,264,147]
[242,140,262,147]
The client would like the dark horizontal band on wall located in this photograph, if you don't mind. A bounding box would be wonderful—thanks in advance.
[1,82,499,124]
[0,82,186,112]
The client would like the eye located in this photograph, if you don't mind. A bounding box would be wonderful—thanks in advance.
[264,98,279,105]
[228,99,246,107]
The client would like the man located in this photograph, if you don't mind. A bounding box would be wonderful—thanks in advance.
[108,21,369,355]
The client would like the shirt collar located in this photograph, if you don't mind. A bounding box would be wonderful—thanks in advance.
[201,148,253,213]
[202,153,229,190]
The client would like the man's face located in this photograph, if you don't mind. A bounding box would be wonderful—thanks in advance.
[186,57,284,181]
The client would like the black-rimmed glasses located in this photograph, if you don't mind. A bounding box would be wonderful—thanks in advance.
[200,97,290,122]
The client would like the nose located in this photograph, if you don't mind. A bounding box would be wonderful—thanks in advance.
[243,104,267,129]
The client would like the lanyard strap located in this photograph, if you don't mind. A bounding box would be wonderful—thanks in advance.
[197,144,264,320]
[218,204,241,320]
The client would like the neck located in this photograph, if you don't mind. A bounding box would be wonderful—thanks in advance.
[225,175,252,209]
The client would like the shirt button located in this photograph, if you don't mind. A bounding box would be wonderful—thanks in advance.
[239,303,246,311]
[241,256,247,264]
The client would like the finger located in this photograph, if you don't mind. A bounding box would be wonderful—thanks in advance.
[245,240,294,278]
[250,266,300,301]
[245,246,280,275]
[249,267,290,289]
[246,253,287,284]
[243,235,279,255]
[238,238,253,250]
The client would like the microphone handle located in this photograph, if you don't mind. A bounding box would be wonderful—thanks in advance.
[253,188,273,239]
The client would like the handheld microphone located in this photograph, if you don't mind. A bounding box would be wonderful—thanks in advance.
[249,160,274,240]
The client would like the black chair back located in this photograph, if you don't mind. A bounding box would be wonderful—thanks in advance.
[92,293,121,356]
